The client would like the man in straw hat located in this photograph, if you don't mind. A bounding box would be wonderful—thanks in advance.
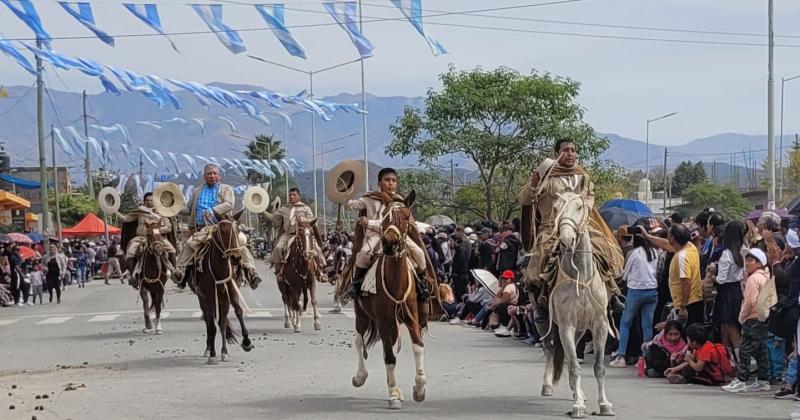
[518,138,626,319]
[344,167,432,300]
[172,163,262,289]
[117,192,176,282]
[268,187,328,282]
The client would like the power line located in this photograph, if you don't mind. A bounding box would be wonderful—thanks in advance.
[0,83,36,119]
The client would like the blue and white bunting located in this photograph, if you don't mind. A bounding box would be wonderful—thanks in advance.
[190,4,246,54]
[150,149,165,166]
[121,144,136,167]
[254,4,306,59]
[217,115,239,133]
[0,0,51,47]
[58,2,115,47]
[0,37,35,75]
[138,147,157,167]
[167,151,181,172]
[322,2,373,58]
[123,3,178,52]
[390,0,446,56]
[52,128,74,156]
[191,118,206,136]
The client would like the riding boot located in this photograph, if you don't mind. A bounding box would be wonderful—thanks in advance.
[414,268,431,301]
[246,267,262,290]
[171,266,185,286]
[349,267,369,299]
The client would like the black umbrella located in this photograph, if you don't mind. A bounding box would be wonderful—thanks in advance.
[599,207,641,231]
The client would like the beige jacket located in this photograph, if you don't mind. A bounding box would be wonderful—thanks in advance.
[345,195,387,228]
[181,182,234,228]
[272,202,314,236]
[118,206,172,236]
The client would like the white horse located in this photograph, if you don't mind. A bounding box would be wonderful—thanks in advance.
[540,191,614,418]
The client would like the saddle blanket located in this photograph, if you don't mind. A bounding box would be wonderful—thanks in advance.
[360,256,414,296]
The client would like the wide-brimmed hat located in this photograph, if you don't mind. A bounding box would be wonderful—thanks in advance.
[153,182,185,217]
[325,160,365,205]
[741,247,768,267]
[787,229,800,249]
[98,187,120,214]
[270,195,282,212]
[243,186,269,213]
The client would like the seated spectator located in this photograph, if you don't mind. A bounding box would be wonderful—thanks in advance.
[666,322,730,386]
[450,281,492,325]
[643,320,686,377]
[490,270,519,337]
[438,283,458,319]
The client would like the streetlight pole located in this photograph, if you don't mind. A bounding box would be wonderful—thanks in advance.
[645,112,677,201]
[779,75,800,203]
[767,0,776,209]
[317,132,358,235]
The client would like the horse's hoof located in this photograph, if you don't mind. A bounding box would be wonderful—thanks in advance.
[206,357,217,365]
[283,321,291,329]
[598,403,615,416]
[241,339,254,352]
[142,328,151,334]
[155,328,163,335]
[387,399,402,410]
[352,374,367,388]
[203,349,211,358]
[541,385,553,397]
[314,321,322,331]
[413,388,426,403]
[221,353,230,362]
[571,405,587,418]
[294,327,301,333]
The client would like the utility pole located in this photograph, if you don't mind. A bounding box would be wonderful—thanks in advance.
[51,126,62,242]
[284,119,290,201]
[450,159,456,223]
[358,0,369,192]
[662,148,668,217]
[139,153,144,181]
[82,91,93,198]
[310,75,318,217]
[767,0,777,208]
[35,38,50,261]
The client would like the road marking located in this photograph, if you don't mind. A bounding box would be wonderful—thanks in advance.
[37,316,73,325]
[160,312,170,319]
[343,311,355,319]
[88,314,120,322]
[192,311,203,318]
[248,311,273,318]
[0,319,20,326]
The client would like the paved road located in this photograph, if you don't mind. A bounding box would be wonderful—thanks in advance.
[0,262,795,419]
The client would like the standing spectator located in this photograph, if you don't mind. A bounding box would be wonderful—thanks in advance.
[451,234,471,301]
[8,245,24,306]
[75,249,88,288]
[29,262,44,305]
[46,251,62,304]
[701,213,726,277]
[646,224,703,325]
[105,240,123,284]
[477,228,495,271]
[86,243,97,280]
[713,221,746,361]
[495,225,521,274]
[722,247,771,393]
[610,222,659,368]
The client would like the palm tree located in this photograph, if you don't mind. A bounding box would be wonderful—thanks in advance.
[245,134,286,187]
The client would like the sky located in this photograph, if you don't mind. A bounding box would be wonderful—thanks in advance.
[2,0,800,146]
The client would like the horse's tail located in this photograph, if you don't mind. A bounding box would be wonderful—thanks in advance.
[225,325,239,345]
[552,325,565,383]
[363,317,380,350]
[302,284,309,312]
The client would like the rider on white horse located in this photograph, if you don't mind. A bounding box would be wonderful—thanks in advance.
[268,187,328,282]
[519,139,625,319]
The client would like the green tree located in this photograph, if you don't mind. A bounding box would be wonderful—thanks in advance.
[50,192,99,227]
[681,183,751,220]
[388,66,608,222]
[671,161,707,196]
[590,160,632,204]
[244,134,288,197]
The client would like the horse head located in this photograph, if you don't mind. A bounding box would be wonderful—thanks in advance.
[143,220,163,254]
[554,191,588,251]
[212,209,243,258]
[380,191,416,257]
[296,216,317,258]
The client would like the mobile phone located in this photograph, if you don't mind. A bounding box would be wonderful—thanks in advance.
[626,226,644,235]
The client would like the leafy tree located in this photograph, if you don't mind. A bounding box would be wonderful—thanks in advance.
[628,167,665,193]
[591,160,632,204]
[388,66,608,222]
[50,192,99,227]
[671,161,707,196]
[681,183,751,220]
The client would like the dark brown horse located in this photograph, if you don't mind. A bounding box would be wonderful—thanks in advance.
[194,211,254,365]
[138,221,168,335]
[351,193,427,410]
[278,216,321,332]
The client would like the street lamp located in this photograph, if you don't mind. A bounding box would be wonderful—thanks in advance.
[779,75,800,202]
[248,55,363,217]
[645,112,677,201]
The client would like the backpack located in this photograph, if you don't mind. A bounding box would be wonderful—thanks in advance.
[756,275,778,322]
[712,343,736,381]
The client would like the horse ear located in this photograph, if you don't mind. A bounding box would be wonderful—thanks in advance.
[233,209,245,221]
[404,190,416,209]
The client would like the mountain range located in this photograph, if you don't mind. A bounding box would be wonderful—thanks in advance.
[0,84,784,187]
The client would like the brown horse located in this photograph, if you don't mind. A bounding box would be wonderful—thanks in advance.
[351,193,427,410]
[138,221,168,335]
[194,210,254,365]
[278,216,321,332]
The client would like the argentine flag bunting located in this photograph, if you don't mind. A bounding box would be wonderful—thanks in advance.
[322,2,373,58]
[58,2,115,46]
[0,37,35,75]
[390,0,446,56]
[123,3,178,52]
[0,0,51,47]
[190,4,246,54]
[254,4,306,59]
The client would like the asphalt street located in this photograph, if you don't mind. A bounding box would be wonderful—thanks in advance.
[0,262,795,419]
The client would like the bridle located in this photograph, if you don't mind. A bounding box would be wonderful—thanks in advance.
[381,203,410,259]
[552,192,589,253]
[142,226,164,284]
[208,219,242,285]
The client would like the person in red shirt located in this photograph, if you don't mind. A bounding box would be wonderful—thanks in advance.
[665,323,727,385]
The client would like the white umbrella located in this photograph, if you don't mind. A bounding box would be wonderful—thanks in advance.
[425,215,455,226]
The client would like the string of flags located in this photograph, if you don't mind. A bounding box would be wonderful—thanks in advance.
[0,0,446,58]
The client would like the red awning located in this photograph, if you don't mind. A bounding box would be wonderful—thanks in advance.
[62,212,120,238]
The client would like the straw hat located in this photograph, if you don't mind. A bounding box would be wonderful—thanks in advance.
[270,195,282,212]
[325,160,365,204]
[152,182,185,217]
[98,187,120,214]
[243,186,269,213]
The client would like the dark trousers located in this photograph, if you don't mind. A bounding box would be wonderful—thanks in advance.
[452,273,469,304]
[494,303,511,326]
[19,281,29,303]
[687,301,704,326]
[644,345,670,376]
[738,318,769,382]
[10,272,19,304]
[459,301,483,319]
[47,278,61,302]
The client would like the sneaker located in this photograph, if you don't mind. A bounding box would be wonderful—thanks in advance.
[577,358,585,365]
[513,333,528,340]
[646,368,661,378]
[722,378,748,393]
[667,373,688,384]
[609,356,627,368]
[493,326,512,337]
[27,302,34,306]
[746,380,771,392]
[449,317,463,326]
[16,303,24,307]
[774,388,795,399]
[522,337,537,345]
